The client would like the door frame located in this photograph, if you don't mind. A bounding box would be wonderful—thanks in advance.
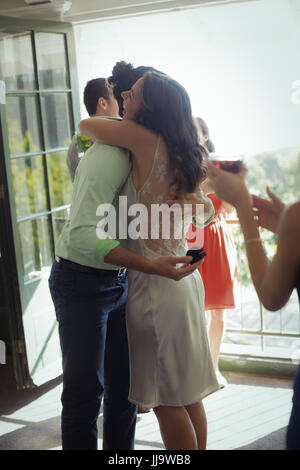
[0,15,80,389]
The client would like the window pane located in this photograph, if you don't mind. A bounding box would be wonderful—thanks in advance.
[11,155,47,218]
[19,216,53,281]
[6,95,42,156]
[0,32,36,91]
[47,151,73,208]
[41,93,72,149]
[35,33,69,89]
[52,208,70,244]
[264,335,300,361]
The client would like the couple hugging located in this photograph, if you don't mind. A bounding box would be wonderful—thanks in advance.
[49,61,220,451]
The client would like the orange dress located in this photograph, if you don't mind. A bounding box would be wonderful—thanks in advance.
[187,193,237,310]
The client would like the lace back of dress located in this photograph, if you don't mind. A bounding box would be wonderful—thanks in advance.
[138,136,188,257]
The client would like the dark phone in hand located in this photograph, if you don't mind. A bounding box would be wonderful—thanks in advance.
[211,159,243,173]
[186,247,207,264]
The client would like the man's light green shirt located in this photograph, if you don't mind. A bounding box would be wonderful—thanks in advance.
[56,142,131,270]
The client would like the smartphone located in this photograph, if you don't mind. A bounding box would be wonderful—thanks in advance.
[211,159,243,174]
[186,247,207,264]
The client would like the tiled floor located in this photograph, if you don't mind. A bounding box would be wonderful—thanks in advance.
[0,373,293,450]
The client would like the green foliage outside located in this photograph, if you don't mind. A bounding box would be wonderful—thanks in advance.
[8,122,72,278]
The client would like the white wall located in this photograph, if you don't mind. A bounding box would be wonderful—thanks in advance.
[74,0,300,157]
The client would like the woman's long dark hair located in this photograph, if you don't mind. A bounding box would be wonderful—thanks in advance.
[135,71,207,194]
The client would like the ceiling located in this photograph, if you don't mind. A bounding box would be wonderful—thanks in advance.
[0,0,256,23]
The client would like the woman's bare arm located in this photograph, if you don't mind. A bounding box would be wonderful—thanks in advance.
[252,186,286,233]
[207,162,300,311]
[79,117,156,156]
[237,198,300,311]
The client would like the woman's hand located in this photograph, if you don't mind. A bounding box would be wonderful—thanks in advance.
[252,187,285,234]
[207,161,250,208]
[104,245,204,280]
[149,255,205,281]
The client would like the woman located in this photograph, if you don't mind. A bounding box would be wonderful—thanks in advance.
[187,118,238,386]
[207,165,300,450]
[79,71,219,450]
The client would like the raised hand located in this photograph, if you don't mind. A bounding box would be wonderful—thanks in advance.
[252,187,285,233]
[207,161,249,208]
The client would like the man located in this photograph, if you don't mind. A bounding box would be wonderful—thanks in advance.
[66,78,119,182]
[49,73,199,451]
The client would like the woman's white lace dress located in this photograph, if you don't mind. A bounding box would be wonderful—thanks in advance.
[122,136,219,408]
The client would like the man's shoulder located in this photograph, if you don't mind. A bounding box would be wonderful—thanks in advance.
[86,143,131,177]
[88,141,130,158]
[80,141,130,178]
[91,140,128,151]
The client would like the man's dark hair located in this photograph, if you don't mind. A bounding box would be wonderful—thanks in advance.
[83,78,111,116]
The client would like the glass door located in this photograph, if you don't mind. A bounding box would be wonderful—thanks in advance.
[0,17,79,388]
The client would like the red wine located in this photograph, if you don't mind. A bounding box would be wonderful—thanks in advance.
[211,159,242,173]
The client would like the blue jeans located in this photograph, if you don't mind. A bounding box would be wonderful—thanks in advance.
[49,260,137,450]
[287,366,300,450]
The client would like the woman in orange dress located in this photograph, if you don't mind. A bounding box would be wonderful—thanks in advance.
[187,118,238,386]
